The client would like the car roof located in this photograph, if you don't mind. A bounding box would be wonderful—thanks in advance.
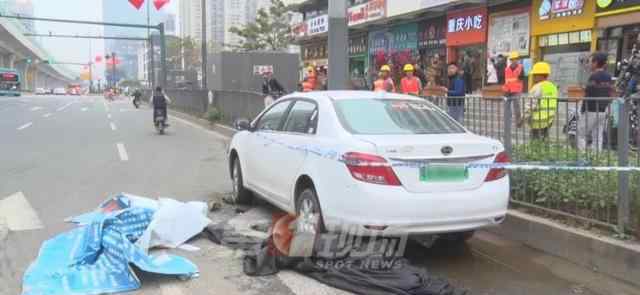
[284,91,424,102]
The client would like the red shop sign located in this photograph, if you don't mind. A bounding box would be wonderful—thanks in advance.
[446,7,487,46]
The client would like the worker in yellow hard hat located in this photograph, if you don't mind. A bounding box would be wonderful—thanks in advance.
[373,65,396,92]
[503,51,525,124]
[400,64,422,96]
[519,62,558,140]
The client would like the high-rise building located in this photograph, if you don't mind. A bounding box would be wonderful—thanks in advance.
[102,1,168,81]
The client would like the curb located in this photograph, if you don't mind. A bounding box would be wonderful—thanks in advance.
[487,210,640,288]
[167,109,235,139]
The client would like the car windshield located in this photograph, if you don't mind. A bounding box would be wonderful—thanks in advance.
[334,99,465,135]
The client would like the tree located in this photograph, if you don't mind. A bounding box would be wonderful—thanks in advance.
[228,0,294,52]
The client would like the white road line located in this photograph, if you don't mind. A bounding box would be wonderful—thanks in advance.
[43,113,52,118]
[56,102,74,111]
[116,143,129,161]
[0,192,44,231]
[30,106,42,111]
[17,122,33,130]
[110,122,117,131]
[170,115,230,141]
[107,114,112,119]
[81,107,88,112]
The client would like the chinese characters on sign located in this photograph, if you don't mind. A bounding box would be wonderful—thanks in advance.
[253,65,274,75]
[448,14,484,33]
[348,0,386,26]
[539,0,585,20]
[307,15,328,36]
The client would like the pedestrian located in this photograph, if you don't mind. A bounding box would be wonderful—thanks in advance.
[132,88,142,108]
[495,54,506,85]
[443,63,466,123]
[503,51,525,123]
[519,62,558,140]
[372,65,396,92]
[262,70,285,97]
[400,64,422,96]
[461,51,474,94]
[578,52,613,151]
[414,63,428,87]
[487,57,498,85]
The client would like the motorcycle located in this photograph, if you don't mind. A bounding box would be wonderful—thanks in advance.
[154,108,168,135]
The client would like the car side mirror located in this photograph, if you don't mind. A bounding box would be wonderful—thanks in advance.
[235,118,252,131]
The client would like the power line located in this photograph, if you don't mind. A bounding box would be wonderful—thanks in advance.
[0,13,159,30]
[24,33,148,41]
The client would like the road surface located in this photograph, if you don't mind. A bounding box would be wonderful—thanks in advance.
[0,94,638,295]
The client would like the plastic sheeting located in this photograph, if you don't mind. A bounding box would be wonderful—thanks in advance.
[22,194,202,295]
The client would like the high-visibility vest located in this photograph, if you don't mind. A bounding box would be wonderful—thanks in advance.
[401,76,421,95]
[302,81,314,92]
[530,80,558,130]
[502,64,524,93]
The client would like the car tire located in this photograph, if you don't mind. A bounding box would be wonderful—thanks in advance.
[295,187,326,234]
[440,230,475,243]
[231,157,253,204]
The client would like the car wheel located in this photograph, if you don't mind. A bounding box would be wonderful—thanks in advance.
[440,230,475,243]
[295,188,326,234]
[231,157,253,204]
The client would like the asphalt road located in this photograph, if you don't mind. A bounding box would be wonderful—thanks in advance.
[0,94,638,295]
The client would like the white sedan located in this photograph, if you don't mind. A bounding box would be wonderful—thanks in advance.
[228,91,510,241]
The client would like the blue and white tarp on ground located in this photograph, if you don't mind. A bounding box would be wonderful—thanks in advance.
[22,194,202,295]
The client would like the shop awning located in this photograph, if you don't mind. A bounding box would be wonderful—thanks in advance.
[597,11,640,28]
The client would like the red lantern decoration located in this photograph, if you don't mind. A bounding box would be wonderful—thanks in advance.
[129,0,145,10]
[95,55,102,63]
[153,0,170,10]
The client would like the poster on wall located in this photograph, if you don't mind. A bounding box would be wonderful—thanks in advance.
[487,11,530,57]
[307,15,328,36]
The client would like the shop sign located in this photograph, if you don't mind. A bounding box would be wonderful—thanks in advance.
[390,23,418,52]
[596,0,640,12]
[307,15,328,36]
[349,35,368,56]
[292,22,307,38]
[539,0,585,20]
[419,21,446,49]
[488,10,530,57]
[348,0,386,26]
[253,65,274,75]
[447,7,488,46]
[368,29,390,54]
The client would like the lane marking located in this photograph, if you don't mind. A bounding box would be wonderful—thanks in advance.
[110,122,117,131]
[107,114,112,119]
[17,122,33,130]
[43,113,52,118]
[0,192,44,231]
[81,107,88,112]
[30,106,42,111]
[56,102,74,112]
[170,115,230,141]
[116,143,129,161]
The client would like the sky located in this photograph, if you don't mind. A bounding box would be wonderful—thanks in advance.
[31,0,178,78]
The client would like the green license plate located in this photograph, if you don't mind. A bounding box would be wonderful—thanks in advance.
[420,164,468,182]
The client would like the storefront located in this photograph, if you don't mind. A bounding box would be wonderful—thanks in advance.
[418,18,447,86]
[531,0,596,95]
[369,28,390,74]
[388,22,419,82]
[446,6,488,93]
[349,33,369,89]
[595,0,640,75]
[301,14,329,68]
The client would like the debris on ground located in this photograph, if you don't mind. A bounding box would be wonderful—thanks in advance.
[22,193,208,295]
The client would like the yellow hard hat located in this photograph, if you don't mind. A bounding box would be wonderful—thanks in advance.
[509,51,520,60]
[531,62,551,75]
[403,64,415,72]
[307,66,315,72]
[380,65,391,72]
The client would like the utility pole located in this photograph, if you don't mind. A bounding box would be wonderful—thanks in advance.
[328,0,348,90]
[159,23,167,88]
[146,0,155,88]
[201,0,208,89]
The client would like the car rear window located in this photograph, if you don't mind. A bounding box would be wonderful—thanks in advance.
[334,99,465,135]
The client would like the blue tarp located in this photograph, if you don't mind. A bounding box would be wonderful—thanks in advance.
[22,195,199,295]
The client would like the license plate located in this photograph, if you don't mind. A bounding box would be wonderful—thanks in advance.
[419,164,468,182]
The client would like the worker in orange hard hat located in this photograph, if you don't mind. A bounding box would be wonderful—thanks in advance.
[400,64,422,96]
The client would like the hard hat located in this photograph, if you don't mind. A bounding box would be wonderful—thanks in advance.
[307,66,315,72]
[403,64,415,72]
[380,65,391,72]
[531,62,551,75]
[509,51,520,60]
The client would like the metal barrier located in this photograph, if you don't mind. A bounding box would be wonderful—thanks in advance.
[426,95,639,234]
[210,90,265,124]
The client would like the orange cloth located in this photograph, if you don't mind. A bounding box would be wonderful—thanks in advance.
[502,64,524,94]
[401,76,421,95]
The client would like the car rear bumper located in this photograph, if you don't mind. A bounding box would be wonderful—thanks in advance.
[320,177,510,236]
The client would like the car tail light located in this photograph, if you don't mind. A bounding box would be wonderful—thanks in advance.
[342,152,401,186]
[485,151,510,182]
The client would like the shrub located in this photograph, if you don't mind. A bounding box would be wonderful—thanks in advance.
[205,107,222,123]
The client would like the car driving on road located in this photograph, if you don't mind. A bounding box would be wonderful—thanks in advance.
[228,91,510,241]
[53,88,66,95]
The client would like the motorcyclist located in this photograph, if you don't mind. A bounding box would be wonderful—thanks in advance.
[151,86,172,127]
[262,70,285,108]
[132,88,142,108]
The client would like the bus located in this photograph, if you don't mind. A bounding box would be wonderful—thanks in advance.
[0,68,21,96]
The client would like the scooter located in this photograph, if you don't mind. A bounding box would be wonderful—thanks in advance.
[154,108,167,135]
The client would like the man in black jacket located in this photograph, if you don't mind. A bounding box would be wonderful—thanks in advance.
[262,71,285,98]
[578,52,613,151]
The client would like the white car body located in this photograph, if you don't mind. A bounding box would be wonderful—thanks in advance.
[53,88,66,95]
[228,91,510,236]
[35,88,46,95]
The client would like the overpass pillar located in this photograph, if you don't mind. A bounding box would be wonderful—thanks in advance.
[7,54,15,69]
